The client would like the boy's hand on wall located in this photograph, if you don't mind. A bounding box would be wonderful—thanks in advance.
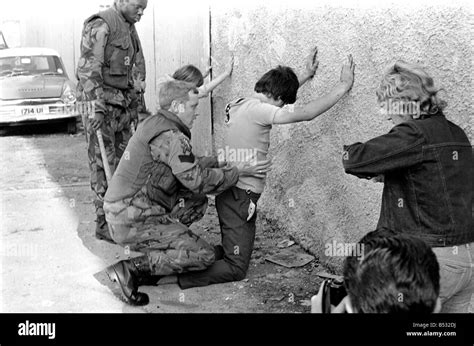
[340,54,355,92]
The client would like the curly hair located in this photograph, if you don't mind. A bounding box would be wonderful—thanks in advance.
[376,61,447,117]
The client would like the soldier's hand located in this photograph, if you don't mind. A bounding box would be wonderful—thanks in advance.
[217,160,228,168]
[90,112,104,131]
[237,159,272,178]
[133,72,146,92]
[138,79,146,92]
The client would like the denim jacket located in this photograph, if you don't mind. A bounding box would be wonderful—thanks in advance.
[343,114,473,247]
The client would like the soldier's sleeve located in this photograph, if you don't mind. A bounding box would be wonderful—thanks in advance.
[135,37,146,82]
[76,18,109,115]
[155,132,239,195]
[197,156,219,169]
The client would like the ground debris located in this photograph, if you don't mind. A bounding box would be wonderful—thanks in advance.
[265,273,283,280]
[316,271,344,281]
[276,239,295,248]
[268,295,285,302]
[299,299,312,307]
[265,248,314,268]
[283,270,299,278]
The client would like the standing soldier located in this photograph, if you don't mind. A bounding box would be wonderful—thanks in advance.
[76,0,148,241]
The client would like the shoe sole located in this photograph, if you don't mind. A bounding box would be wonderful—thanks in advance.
[105,266,130,304]
[105,266,148,306]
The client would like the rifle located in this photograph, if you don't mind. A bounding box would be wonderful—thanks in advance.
[96,129,112,183]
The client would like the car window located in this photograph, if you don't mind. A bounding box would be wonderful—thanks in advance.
[0,55,65,76]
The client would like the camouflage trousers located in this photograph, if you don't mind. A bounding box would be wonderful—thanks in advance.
[87,103,132,219]
[104,186,214,276]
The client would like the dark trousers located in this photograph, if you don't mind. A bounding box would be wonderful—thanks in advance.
[178,187,260,289]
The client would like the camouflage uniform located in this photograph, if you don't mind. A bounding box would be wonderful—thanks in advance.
[131,49,148,125]
[76,6,146,223]
[104,111,240,276]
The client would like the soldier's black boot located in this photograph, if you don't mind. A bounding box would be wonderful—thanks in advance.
[105,256,153,306]
[95,216,115,243]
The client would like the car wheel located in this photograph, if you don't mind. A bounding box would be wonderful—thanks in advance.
[67,119,77,134]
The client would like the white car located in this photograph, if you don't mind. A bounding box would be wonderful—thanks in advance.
[0,47,80,133]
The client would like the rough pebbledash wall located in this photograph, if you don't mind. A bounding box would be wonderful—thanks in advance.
[209,3,473,270]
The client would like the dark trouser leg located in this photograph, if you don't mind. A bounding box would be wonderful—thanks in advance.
[178,187,259,289]
[88,104,131,241]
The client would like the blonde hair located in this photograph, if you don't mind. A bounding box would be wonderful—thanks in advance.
[158,80,198,110]
[376,61,447,117]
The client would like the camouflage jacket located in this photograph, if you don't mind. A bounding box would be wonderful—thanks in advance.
[149,129,239,198]
[76,7,146,115]
[105,111,239,205]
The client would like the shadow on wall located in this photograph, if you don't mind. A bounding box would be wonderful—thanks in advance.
[210,4,473,271]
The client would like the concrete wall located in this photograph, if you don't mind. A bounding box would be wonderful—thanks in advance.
[210,2,473,270]
[2,1,472,270]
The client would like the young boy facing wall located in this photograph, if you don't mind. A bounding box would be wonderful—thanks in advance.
[176,48,356,288]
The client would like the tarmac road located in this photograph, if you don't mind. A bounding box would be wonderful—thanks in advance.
[0,129,129,312]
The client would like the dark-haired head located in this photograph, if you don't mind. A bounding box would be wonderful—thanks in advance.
[343,229,440,313]
[254,65,299,105]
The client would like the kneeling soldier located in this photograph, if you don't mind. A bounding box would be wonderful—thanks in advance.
[103,80,270,305]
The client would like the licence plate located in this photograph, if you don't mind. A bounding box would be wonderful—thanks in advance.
[16,106,48,116]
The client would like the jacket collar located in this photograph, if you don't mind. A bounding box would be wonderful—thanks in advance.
[156,109,192,139]
[112,4,132,28]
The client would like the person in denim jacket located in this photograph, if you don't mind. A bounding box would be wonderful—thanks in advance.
[343,61,473,313]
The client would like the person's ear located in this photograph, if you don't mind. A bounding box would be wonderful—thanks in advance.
[169,100,179,113]
[433,297,442,313]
